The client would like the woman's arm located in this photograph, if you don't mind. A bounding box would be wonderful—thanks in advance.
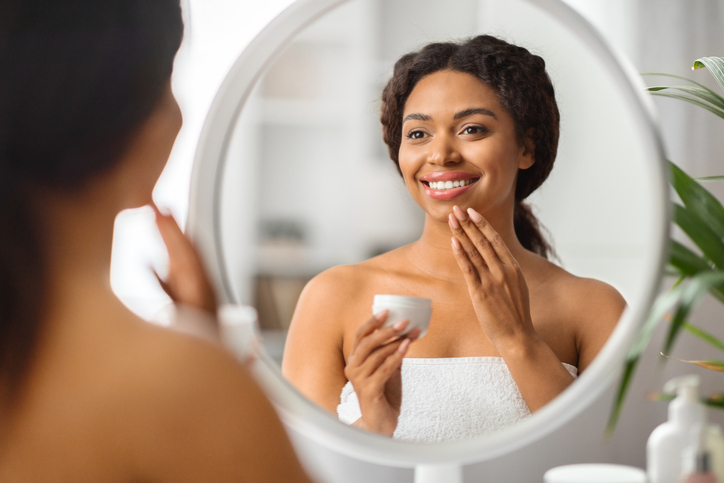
[573,279,625,373]
[283,268,419,435]
[283,270,353,413]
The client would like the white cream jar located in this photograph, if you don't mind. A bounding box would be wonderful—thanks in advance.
[372,294,432,338]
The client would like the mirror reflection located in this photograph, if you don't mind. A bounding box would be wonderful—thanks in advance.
[218,0,656,442]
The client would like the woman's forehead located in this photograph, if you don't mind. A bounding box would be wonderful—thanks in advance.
[403,70,503,119]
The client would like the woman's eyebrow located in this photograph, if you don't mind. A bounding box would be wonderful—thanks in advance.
[454,108,497,120]
[402,113,432,124]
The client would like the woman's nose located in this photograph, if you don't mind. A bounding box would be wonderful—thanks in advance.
[426,135,462,166]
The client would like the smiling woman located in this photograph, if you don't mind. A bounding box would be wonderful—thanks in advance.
[281,34,626,443]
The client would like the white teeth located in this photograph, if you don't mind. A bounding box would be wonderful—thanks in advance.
[427,178,475,191]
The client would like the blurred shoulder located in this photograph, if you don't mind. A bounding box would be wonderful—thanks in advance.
[119,318,307,481]
[124,318,267,424]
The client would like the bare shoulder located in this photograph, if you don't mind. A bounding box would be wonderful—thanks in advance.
[118,319,310,482]
[304,252,398,295]
[296,250,402,314]
[528,257,626,369]
[551,267,626,319]
[302,263,369,302]
[526,254,625,315]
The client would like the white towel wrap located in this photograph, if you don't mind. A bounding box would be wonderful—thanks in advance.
[337,356,578,443]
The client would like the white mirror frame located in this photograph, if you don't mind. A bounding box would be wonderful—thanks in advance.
[187,0,669,474]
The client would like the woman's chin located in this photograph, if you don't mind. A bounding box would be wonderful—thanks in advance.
[423,205,465,225]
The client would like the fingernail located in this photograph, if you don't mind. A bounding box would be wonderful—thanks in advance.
[393,319,409,331]
[374,309,388,321]
[453,205,467,221]
[398,338,410,353]
[467,208,482,223]
[451,237,461,250]
[448,213,460,229]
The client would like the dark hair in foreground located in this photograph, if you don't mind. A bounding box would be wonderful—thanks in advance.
[380,35,559,258]
[0,0,183,399]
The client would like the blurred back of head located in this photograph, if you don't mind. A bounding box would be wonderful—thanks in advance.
[0,0,183,401]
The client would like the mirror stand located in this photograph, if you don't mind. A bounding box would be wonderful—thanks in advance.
[415,464,462,483]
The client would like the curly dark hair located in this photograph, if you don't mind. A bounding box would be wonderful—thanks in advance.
[380,35,560,258]
[0,0,183,400]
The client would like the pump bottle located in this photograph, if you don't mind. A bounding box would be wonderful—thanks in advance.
[647,376,705,483]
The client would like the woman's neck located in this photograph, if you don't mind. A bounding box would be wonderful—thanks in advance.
[38,187,122,323]
[408,207,527,281]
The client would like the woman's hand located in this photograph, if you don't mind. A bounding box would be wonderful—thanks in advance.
[448,205,579,411]
[448,205,536,351]
[153,203,218,316]
[345,311,420,436]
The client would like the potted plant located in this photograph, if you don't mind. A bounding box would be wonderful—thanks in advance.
[609,56,724,431]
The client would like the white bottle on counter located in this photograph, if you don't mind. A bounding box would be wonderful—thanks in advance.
[218,304,260,361]
[647,375,705,483]
[680,423,718,483]
[705,424,724,482]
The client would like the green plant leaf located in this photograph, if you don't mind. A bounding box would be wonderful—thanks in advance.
[670,240,710,275]
[648,392,675,402]
[641,72,712,90]
[674,203,724,269]
[664,271,724,354]
[684,322,724,352]
[661,353,724,372]
[705,397,724,409]
[607,356,640,435]
[648,85,724,111]
[665,267,684,278]
[694,57,724,93]
[649,392,724,410]
[611,62,724,433]
[670,162,724,242]
[607,285,685,433]
[696,175,724,182]
[668,241,724,303]
[651,90,724,119]
[670,273,686,290]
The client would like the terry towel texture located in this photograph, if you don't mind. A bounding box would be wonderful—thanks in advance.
[337,356,578,443]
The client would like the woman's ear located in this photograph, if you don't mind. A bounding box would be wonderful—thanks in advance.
[518,128,535,170]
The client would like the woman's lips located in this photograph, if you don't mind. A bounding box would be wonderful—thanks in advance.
[421,177,479,200]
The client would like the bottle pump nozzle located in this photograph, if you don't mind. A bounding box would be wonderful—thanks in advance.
[663,375,704,426]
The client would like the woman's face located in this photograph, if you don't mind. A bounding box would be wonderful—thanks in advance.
[115,82,183,208]
[398,70,534,223]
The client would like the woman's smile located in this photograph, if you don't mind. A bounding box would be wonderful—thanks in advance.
[419,171,480,200]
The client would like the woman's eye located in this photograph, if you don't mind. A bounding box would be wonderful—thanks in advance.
[462,125,486,135]
[406,130,427,140]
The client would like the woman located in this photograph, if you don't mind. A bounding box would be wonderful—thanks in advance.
[282,35,625,442]
[0,1,312,480]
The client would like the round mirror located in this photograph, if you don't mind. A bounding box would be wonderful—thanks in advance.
[188,0,668,475]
